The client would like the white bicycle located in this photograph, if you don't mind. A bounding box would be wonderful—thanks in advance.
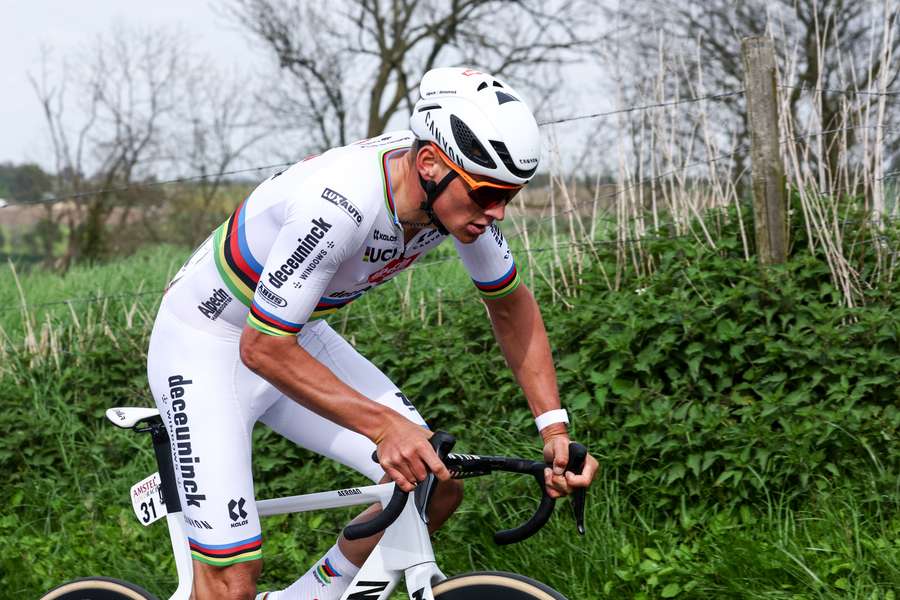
[41,406,588,600]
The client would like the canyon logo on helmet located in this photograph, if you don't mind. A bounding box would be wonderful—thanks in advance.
[409,67,541,187]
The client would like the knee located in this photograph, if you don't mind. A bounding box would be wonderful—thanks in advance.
[438,478,464,512]
[194,560,261,600]
[426,479,463,530]
[195,578,257,600]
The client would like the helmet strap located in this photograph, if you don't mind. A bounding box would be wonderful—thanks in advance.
[417,170,457,235]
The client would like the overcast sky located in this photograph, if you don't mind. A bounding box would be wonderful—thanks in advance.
[2,1,608,173]
[1,1,262,167]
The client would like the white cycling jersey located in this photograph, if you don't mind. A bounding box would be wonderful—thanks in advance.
[148,131,522,567]
[163,130,520,335]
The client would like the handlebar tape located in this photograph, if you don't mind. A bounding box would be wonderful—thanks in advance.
[344,431,456,540]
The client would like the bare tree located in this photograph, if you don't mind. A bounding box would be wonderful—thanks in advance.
[601,0,900,192]
[31,27,185,266]
[31,25,271,266]
[164,67,273,245]
[225,0,598,153]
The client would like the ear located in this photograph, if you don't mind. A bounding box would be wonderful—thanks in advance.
[416,144,445,180]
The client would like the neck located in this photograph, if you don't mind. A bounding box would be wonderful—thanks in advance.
[387,152,434,241]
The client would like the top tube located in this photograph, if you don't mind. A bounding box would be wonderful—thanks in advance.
[256,482,394,517]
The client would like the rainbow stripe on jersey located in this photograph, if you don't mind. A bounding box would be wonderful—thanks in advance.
[189,534,262,566]
[473,263,520,299]
[310,294,362,319]
[214,198,262,305]
[380,147,407,226]
[213,199,305,336]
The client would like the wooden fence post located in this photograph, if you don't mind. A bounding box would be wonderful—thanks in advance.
[741,36,788,265]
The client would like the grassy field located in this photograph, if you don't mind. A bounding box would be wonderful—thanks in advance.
[1,229,898,599]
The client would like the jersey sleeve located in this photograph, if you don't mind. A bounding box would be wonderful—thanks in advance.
[454,223,521,300]
[247,186,367,336]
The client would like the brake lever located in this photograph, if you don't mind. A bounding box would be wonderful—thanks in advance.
[415,431,456,523]
[567,442,588,535]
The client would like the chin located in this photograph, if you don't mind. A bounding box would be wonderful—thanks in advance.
[451,228,478,244]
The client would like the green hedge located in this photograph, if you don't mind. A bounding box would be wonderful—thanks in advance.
[1,228,898,597]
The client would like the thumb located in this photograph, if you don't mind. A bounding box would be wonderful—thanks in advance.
[552,439,569,475]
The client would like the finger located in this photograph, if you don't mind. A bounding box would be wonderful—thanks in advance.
[420,446,451,481]
[545,468,569,497]
[404,449,429,482]
[552,474,572,496]
[565,472,591,488]
[544,467,562,498]
[566,455,599,487]
[382,452,420,489]
[384,466,416,492]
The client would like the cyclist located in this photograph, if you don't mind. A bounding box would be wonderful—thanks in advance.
[148,67,598,600]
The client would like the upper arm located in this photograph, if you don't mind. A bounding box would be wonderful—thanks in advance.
[454,223,521,300]
[247,184,368,337]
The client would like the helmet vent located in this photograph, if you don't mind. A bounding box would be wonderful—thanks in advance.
[493,81,504,87]
[477,81,488,91]
[451,114,497,169]
[496,91,519,105]
[489,140,537,179]
[417,104,442,112]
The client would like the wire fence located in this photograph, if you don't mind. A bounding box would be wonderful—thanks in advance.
[779,84,900,97]
[1,88,751,210]
[3,81,896,210]
[2,233,698,317]
[3,76,898,320]
[1,162,294,209]
[536,89,746,127]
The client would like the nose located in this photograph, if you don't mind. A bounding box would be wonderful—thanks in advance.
[483,202,506,221]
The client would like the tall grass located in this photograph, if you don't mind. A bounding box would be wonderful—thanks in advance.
[2,227,898,598]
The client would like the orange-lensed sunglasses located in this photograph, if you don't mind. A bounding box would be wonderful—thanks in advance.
[430,144,523,210]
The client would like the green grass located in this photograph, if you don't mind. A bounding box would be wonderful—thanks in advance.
[2,228,899,599]
[0,244,186,342]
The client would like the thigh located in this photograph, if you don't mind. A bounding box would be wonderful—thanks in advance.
[259,320,428,483]
[147,310,265,567]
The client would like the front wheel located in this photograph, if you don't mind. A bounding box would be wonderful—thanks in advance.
[40,577,158,600]
[433,571,567,599]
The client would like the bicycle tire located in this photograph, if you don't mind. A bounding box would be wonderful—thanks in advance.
[433,571,568,600]
[40,576,158,600]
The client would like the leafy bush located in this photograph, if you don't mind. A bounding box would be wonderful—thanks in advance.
[1,226,898,598]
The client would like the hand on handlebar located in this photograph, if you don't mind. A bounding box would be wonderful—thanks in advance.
[374,415,451,492]
[541,428,599,499]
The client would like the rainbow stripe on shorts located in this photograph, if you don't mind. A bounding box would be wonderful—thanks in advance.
[189,534,263,566]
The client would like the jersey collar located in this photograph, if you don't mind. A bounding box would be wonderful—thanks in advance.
[380,147,408,228]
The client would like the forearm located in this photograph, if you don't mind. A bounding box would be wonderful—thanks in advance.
[239,327,395,442]
[486,285,565,429]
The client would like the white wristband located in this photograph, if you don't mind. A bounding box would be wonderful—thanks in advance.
[535,409,569,432]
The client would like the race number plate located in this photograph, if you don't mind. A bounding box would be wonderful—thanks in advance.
[131,472,167,526]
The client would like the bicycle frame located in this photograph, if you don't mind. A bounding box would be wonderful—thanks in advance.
[109,407,584,600]
[163,482,445,600]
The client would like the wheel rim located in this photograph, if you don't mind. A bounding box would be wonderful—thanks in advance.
[434,572,566,600]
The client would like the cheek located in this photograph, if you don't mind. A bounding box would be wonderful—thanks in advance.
[436,187,477,224]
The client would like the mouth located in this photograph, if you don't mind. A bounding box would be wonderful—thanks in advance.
[466,222,488,236]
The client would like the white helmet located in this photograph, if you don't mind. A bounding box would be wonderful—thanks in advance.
[409,67,541,185]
